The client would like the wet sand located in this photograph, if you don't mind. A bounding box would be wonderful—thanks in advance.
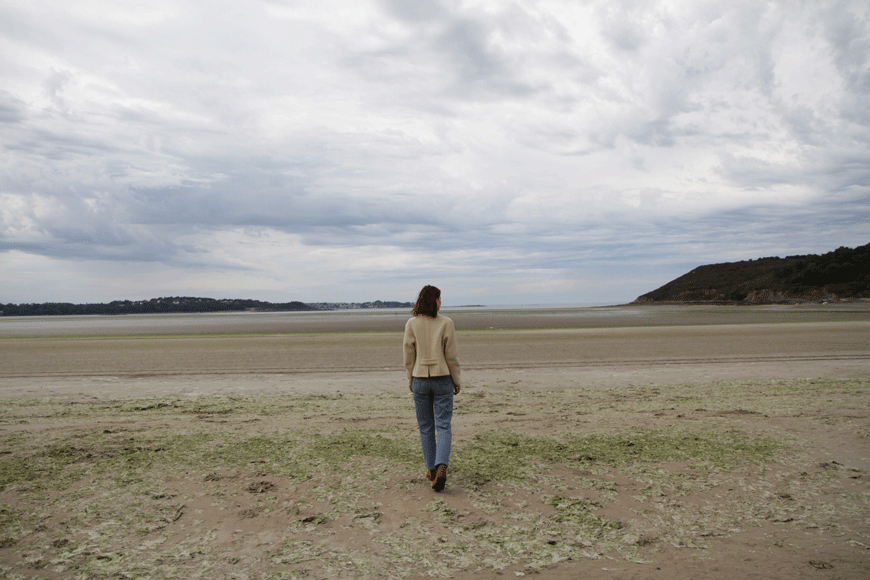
[1,303,868,400]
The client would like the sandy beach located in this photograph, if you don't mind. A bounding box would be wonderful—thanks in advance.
[1,304,868,578]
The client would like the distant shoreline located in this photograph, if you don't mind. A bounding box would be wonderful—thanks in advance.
[0,297,413,317]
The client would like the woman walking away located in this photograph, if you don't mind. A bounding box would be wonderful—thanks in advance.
[403,285,461,492]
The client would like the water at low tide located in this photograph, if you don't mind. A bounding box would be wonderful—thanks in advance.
[0,304,638,338]
[1,302,864,338]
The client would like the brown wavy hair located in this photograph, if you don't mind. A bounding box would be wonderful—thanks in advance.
[412,285,440,318]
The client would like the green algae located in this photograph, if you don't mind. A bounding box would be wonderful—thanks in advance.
[305,429,419,466]
[453,428,780,484]
[0,422,779,496]
[543,495,622,535]
[0,429,304,497]
[0,503,22,539]
[0,378,866,580]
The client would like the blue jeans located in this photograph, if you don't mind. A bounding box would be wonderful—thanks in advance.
[411,376,454,469]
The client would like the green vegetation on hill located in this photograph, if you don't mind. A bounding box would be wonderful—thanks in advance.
[635,242,870,303]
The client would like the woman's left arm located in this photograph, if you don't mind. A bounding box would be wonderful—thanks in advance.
[403,321,416,392]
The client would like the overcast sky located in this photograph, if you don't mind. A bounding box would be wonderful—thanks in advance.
[1,0,868,306]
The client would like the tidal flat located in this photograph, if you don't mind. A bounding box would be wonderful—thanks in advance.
[0,304,868,578]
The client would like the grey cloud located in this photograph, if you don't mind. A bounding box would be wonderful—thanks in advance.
[123,156,431,234]
[2,1,868,305]
[1,237,197,266]
[381,0,446,23]
[380,198,833,278]
[348,2,541,102]
[569,5,798,151]
[3,123,121,161]
[0,92,27,124]
[0,181,263,267]
[43,69,73,111]
[595,2,648,52]
[0,3,46,46]
[576,202,865,275]
[822,4,870,131]
[625,118,678,148]
[130,185,375,231]
[716,146,870,194]
[437,18,502,84]
[0,198,169,264]
[823,3,870,92]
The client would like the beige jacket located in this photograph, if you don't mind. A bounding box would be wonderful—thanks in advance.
[403,314,460,387]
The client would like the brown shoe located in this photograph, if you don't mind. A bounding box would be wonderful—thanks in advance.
[426,469,435,482]
[432,464,447,492]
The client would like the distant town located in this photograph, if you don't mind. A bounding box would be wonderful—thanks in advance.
[307,301,413,311]
[0,297,413,317]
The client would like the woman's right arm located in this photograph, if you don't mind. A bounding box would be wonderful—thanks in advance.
[443,320,460,395]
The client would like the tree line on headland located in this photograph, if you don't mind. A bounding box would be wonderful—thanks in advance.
[634,242,870,304]
[0,297,412,317]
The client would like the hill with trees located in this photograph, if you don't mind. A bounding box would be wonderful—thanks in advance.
[634,242,870,304]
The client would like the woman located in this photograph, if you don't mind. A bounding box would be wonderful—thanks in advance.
[403,285,461,492]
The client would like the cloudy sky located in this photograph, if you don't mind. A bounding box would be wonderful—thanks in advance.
[1,0,868,306]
